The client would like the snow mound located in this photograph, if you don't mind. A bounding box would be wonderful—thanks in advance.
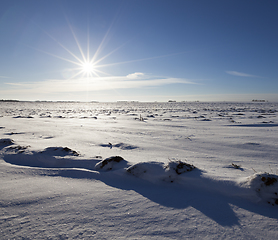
[0,139,30,153]
[95,156,128,171]
[2,143,96,169]
[245,173,278,205]
[40,147,80,156]
[99,142,138,150]
[114,143,138,150]
[7,145,30,154]
[126,160,197,183]
[165,160,196,175]
[0,138,14,146]
[224,163,244,171]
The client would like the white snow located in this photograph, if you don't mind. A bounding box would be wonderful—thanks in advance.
[1,101,278,239]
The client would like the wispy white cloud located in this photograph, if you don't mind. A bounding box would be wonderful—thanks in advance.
[2,73,197,94]
[4,82,22,86]
[226,71,261,78]
[126,72,145,79]
[0,76,10,79]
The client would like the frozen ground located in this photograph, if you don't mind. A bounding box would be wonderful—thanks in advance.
[0,101,278,239]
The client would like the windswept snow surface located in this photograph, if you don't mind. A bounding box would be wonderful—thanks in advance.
[1,101,278,239]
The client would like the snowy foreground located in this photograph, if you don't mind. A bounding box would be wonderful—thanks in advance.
[1,101,278,239]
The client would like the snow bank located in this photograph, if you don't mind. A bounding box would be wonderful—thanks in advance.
[95,156,129,171]
[242,173,278,206]
[2,138,278,206]
[126,160,196,183]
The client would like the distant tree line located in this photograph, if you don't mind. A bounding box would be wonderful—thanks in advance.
[0,99,19,102]
[252,99,267,102]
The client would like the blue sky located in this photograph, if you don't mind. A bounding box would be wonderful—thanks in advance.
[0,0,278,102]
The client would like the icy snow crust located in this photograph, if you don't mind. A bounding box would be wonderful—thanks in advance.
[1,101,278,239]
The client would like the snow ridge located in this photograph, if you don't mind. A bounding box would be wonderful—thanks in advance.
[2,138,278,206]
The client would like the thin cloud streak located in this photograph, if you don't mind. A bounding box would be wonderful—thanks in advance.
[97,51,189,68]
[3,73,196,94]
[226,71,261,78]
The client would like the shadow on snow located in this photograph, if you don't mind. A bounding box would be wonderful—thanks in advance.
[2,147,278,228]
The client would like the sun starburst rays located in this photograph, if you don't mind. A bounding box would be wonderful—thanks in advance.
[34,16,186,83]
[31,17,119,81]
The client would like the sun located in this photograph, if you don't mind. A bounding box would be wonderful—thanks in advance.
[32,14,185,83]
[38,17,182,81]
[81,61,95,76]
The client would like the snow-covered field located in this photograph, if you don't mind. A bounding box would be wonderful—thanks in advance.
[1,101,278,239]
